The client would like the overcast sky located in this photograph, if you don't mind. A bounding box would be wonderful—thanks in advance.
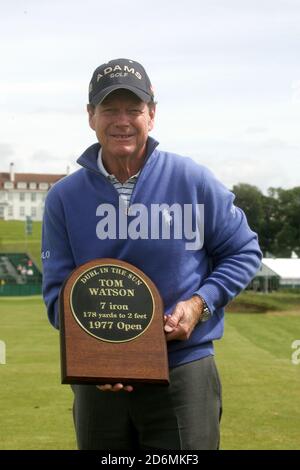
[1,0,300,192]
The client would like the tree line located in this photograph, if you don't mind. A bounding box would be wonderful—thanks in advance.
[232,184,300,258]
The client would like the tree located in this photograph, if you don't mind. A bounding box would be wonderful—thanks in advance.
[272,187,300,257]
[233,184,300,257]
[232,183,266,251]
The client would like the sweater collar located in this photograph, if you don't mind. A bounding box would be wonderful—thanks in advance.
[76,136,159,175]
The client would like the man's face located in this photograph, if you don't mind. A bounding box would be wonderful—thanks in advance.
[88,89,155,161]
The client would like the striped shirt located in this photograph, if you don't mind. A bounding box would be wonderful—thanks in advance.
[97,149,139,210]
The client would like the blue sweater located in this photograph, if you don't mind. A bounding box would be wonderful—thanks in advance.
[42,137,262,367]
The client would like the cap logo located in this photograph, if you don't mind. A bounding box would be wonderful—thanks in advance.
[96,64,142,82]
[89,59,153,104]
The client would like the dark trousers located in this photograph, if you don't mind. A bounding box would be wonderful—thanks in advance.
[72,355,222,450]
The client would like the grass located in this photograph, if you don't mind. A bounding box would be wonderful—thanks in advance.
[0,295,299,449]
[227,290,300,313]
[215,311,300,449]
[0,296,75,450]
[0,220,42,270]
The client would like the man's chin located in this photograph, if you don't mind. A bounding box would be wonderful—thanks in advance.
[109,145,136,157]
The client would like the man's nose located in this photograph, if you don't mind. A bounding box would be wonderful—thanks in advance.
[115,110,130,126]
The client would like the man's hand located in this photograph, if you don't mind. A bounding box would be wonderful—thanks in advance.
[164,295,204,342]
[97,383,134,392]
[96,297,204,388]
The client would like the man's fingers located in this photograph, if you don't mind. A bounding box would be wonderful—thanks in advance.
[164,304,184,333]
[98,384,114,391]
[165,329,181,341]
[164,323,174,333]
[97,384,113,391]
[96,383,133,392]
[165,324,187,341]
[111,383,124,392]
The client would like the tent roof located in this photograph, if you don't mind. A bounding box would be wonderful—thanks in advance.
[262,258,300,279]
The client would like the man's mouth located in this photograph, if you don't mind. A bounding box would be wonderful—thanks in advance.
[111,134,134,140]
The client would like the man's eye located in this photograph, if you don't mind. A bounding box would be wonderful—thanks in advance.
[102,109,115,114]
[129,109,143,115]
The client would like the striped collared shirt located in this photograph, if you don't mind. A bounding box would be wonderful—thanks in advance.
[97,149,140,209]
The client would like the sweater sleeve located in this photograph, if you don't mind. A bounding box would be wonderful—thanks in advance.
[42,188,76,329]
[194,167,262,313]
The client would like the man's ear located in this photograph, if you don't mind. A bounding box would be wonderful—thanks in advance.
[87,104,96,131]
[148,104,156,132]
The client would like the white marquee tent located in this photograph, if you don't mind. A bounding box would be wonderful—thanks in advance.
[256,258,300,288]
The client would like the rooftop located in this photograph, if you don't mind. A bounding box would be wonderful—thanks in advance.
[262,258,300,279]
[0,171,65,190]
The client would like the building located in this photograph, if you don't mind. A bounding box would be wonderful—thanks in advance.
[0,163,66,221]
[254,257,300,291]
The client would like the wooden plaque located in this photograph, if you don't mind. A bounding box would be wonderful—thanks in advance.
[59,258,169,385]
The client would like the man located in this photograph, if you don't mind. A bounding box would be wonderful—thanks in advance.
[42,58,262,450]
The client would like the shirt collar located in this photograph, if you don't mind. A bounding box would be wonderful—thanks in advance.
[97,148,111,177]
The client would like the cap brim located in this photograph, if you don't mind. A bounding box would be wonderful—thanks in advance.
[90,85,152,105]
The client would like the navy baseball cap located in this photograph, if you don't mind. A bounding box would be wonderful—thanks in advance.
[88,58,154,106]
